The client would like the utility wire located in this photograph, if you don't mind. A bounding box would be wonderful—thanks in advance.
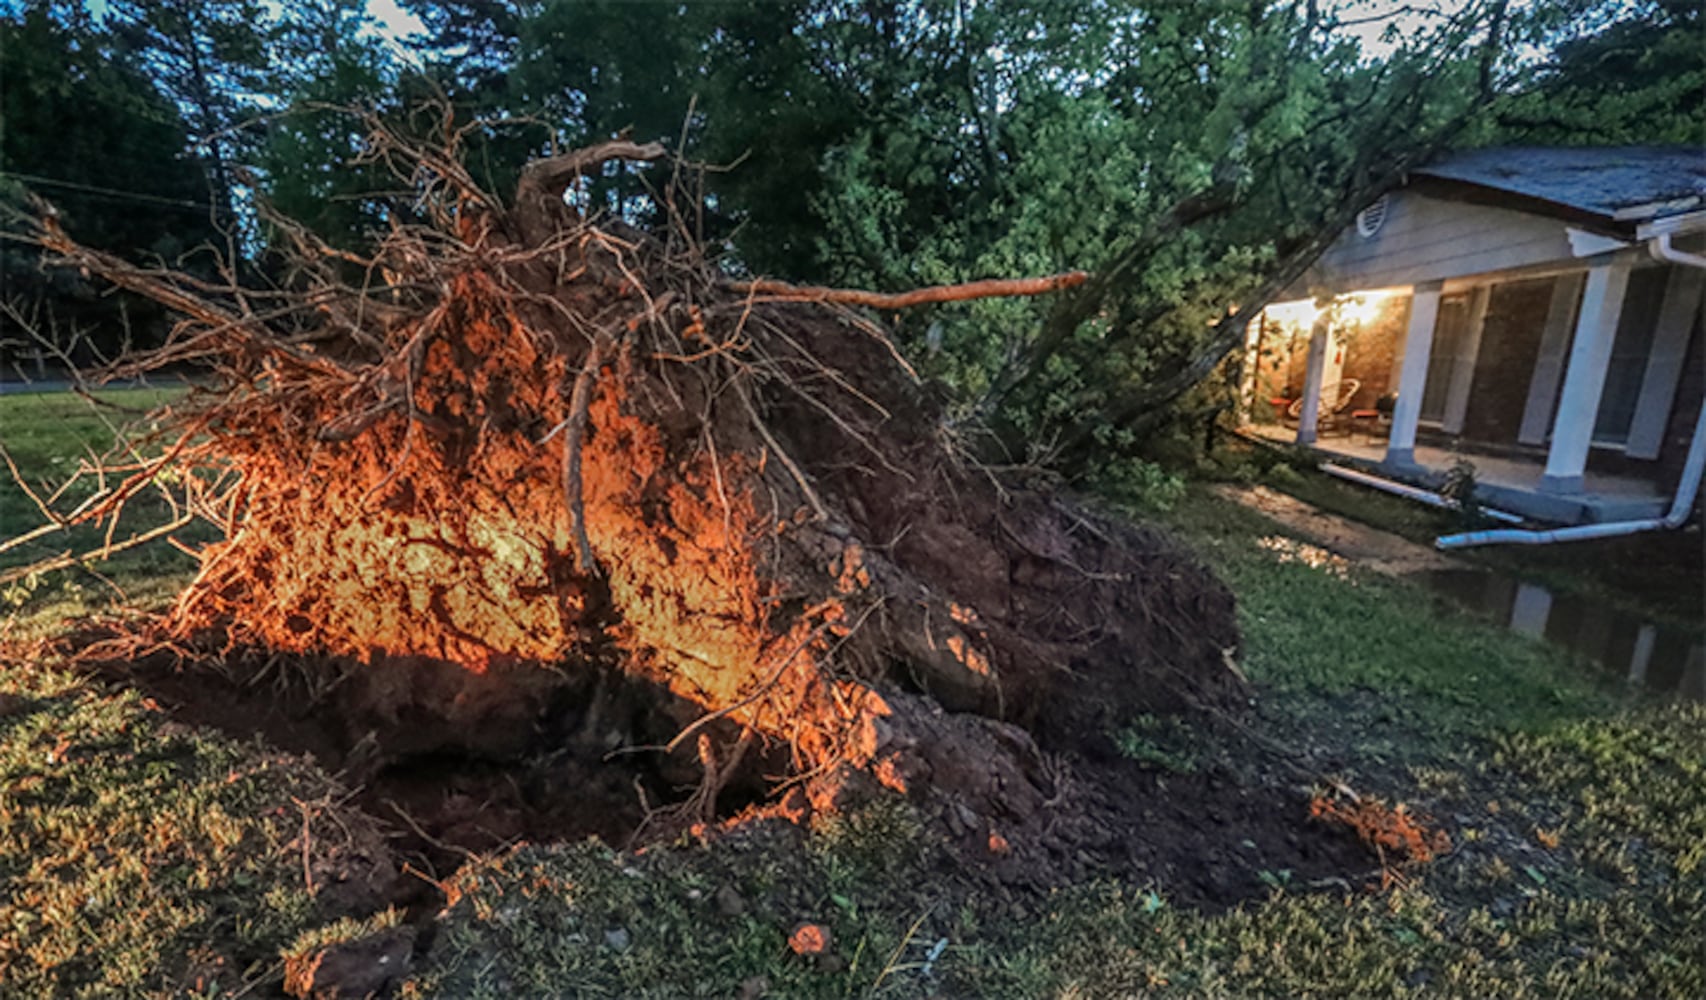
[0,171,214,212]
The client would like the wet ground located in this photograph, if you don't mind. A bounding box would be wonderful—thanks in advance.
[1410,567,1704,702]
[1219,484,1704,702]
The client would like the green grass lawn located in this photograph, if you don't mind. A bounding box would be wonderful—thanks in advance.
[1,392,1701,998]
[0,653,402,997]
[1,388,201,633]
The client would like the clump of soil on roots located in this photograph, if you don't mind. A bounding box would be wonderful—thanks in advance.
[29,129,1359,915]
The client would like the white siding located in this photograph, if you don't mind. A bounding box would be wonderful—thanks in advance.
[1311,191,1579,294]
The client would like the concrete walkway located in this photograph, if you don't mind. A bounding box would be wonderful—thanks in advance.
[1212,483,1458,576]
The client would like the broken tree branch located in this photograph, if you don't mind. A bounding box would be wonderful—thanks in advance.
[979,183,1238,417]
[726,271,1089,311]
[516,140,669,202]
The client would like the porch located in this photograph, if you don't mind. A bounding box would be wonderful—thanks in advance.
[1238,254,1703,526]
[1242,423,1669,524]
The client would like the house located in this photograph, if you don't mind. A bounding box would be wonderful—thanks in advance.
[1239,145,1706,525]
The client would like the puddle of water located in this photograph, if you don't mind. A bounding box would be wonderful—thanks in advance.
[1406,568,1705,702]
[1257,535,1353,579]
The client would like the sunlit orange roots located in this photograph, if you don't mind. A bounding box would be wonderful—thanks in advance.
[166,272,900,782]
[1310,792,1452,866]
[46,135,1248,834]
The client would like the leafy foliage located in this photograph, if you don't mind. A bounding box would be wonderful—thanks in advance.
[253,0,398,253]
[105,0,274,237]
[0,2,220,361]
[1494,0,1704,145]
[4,0,1693,467]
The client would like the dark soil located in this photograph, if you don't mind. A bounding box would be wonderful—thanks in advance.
[77,641,1376,916]
[1044,756,1371,906]
[78,646,713,887]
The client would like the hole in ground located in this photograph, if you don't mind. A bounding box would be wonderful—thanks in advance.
[66,632,1391,923]
[75,644,776,922]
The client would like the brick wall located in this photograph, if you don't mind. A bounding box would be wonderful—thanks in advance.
[1247,318,1311,423]
[1337,295,1409,410]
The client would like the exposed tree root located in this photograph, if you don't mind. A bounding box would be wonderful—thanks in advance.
[17,119,1245,848]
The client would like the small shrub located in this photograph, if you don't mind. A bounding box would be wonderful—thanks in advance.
[1097,458,1187,513]
[1264,462,1305,489]
[1439,457,1483,526]
[1113,714,1198,773]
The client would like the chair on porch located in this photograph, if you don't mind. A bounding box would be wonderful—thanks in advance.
[1285,378,1362,436]
[1350,392,1397,443]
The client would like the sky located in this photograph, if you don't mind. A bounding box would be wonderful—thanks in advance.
[68,0,1493,73]
[365,0,425,49]
[79,0,427,52]
[71,0,1479,64]
[354,0,1473,61]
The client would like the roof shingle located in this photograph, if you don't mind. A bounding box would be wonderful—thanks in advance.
[1414,146,1705,223]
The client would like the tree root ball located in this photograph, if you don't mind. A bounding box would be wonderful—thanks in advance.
[41,136,1244,842]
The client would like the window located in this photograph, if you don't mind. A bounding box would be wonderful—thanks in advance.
[1591,267,1668,447]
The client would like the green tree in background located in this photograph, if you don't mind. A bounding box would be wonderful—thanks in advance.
[255,0,398,254]
[1493,0,1703,145]
[106,0,273,241]
[1,0,219,363]
[400,0,846,257]
[512,0,839,256]
[401,0,524,101]
[346,0,1695,475]
[4,0,1692,466]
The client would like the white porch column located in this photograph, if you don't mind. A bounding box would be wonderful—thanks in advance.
[1626,265,1706,459]
[1295,311,1330,445]
[1518,273,1586,446]
[1384,281,1442,466]
[1542,260,1632,493]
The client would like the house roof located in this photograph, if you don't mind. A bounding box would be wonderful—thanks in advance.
[1412,146,1706,231]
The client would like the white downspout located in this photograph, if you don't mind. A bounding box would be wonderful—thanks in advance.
[1436,231,1706,549]
[1436,395,1706,548]
[1650,231,1706,270]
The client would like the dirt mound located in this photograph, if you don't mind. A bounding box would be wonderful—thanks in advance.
[32,127,1242,855]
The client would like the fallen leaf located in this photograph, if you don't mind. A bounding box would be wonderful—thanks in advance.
[788,922,832,956]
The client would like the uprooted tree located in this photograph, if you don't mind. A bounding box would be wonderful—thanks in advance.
[9,123,1244,853]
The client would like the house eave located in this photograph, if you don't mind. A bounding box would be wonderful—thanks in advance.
[1635,209,1706,240]
[1408,176,1635,239]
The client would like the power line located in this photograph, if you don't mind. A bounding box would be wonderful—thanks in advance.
[0,171,214,212]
